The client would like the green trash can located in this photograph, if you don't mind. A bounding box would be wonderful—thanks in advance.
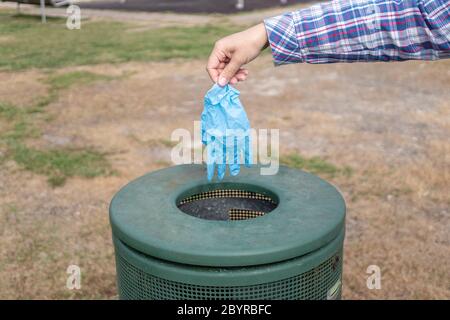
[110,164,345,300]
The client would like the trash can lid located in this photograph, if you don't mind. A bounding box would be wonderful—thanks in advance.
[110,165,346,267]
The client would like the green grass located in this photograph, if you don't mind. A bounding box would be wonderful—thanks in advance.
[0,75,115,187]
[12,144,113,187]
[46,71,116,90]
[0,12,240,184]
[281,153,353,177]
[0,110,114,186]
[154,138,178,148]
[1,70,113,117]
[35,70,120,110]
[0,102,21,120]
[0,106,114,186]
[0,13,240,70]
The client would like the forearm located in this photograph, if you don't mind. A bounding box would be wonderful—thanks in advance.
[264,0,450,65]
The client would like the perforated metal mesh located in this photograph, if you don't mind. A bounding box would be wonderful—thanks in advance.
[177,189,278,221]
[179,190,276,205]
[116,250,343,300]
[228,209,265,221]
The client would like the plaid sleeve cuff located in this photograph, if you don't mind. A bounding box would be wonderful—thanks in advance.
[264,12,304,66]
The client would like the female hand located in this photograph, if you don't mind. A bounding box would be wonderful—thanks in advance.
[206,23,268,86]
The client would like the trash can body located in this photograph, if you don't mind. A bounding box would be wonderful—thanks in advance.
[110,165,346,300]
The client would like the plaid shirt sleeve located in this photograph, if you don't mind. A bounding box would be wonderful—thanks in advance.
[264,0,450,65]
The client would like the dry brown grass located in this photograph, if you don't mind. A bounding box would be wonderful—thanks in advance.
[0,14,449,299]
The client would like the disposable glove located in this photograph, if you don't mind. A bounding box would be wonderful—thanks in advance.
[201,84,252,181]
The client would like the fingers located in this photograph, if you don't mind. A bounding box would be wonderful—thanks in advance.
[235,71,248,81]
[218,68,249,85]
[206,46,249,85]
[218,57,243,86]
[244,135,252,167]
[206,53,221,83]
[209,68,249,86]
[206,46,226,83]
[206,139,217,181]
[215,68,248,78]
[217,139,226,180]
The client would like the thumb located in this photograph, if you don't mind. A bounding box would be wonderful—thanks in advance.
[218,57,242,87]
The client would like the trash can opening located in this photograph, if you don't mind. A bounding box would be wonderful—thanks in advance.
[176,183,279,221]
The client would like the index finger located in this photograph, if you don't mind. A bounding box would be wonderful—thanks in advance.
[206,51,221,83]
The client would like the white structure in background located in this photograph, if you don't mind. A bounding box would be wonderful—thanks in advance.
[236,0,244,10]
[236,0,288,10]
[6,0,72,23]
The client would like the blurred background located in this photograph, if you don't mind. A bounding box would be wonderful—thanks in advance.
[0,0,449,299]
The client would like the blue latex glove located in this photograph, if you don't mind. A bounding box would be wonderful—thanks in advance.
[201,84,252,181]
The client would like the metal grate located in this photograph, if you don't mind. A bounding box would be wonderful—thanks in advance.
[228,209,265,221]
[179,190,276,205]
[116,251,342,300]
[177,189,278,221]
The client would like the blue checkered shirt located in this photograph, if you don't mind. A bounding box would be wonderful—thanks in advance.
[264,0,450,64]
